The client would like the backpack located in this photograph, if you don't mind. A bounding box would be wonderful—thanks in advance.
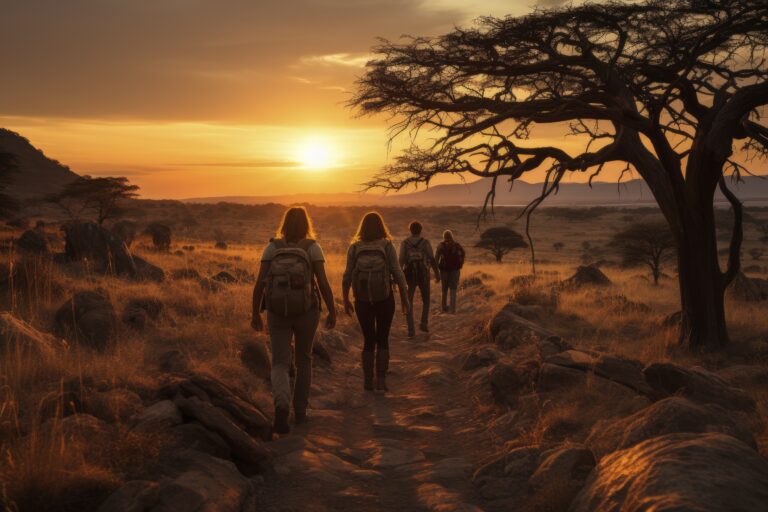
[440,241,465,271]
[351,240,391,302]
[403,238,428,283]
[265,239,317,317]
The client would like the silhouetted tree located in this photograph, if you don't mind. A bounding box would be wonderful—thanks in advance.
[612,222,675,285]
[0,152,18,218]
[476,227,527,262]
[143,222,172,251]
[48,176,139,224]
[351,0,768,349]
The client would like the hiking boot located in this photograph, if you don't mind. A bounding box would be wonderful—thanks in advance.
[375,349,389,393]
[362,350,375,391]
[419,323,429,333]
[273,405,290,435]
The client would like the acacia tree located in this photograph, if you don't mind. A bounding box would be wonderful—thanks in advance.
[49,176,139,224]
[351,0,768,349]
[476,227,527,262]
[612,221,675,284]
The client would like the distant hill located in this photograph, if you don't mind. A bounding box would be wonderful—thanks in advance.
[0,128,79,198]
[186,176,768,207]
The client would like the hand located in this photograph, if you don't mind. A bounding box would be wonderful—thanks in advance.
[325,311,337,329]
[401,296,411,316]
[251,314,264,331]
[344,299,355,315]
[435,273,442,283]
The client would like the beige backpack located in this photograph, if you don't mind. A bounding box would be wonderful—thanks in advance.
[351,240,391,302]
[265,239,316,316]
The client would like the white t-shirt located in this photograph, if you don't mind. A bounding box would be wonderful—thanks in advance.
[260,240,325,263]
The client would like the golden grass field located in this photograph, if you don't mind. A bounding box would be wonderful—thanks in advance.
[1,203,767,511]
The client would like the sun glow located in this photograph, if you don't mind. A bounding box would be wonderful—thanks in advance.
[297,137,337,170]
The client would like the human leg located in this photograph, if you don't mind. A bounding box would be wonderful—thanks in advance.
[419,278,430,331]
[292,307,319,422]
[355,300,378,389]
[374,296,395,392]
[406,280,417,337]
[267,313,293,433]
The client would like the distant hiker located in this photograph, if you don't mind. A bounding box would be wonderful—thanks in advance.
[399,221,440,337]
[436,230,465,313]
[251,206,336,435]
[343,212,410,393]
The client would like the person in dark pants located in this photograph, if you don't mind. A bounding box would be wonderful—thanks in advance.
[436,230,465,313]
[342,212,409,393]
[399,221,440,337]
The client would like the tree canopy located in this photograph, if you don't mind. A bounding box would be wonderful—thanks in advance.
[48,176,139,225]
[611,221,676,284]
[475,226,527,262]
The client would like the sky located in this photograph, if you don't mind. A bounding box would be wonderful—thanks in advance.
[8,0,756,200]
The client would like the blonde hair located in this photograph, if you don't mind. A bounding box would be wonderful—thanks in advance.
[276,206,316,242]
[443,229,454,241]
[352,211,392,243]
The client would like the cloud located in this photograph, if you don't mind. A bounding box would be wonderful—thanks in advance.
[168,160,300,169]
[300,53,372,68]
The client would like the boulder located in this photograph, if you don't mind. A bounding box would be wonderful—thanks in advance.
[491,303,557,349]
[729,272,768,301]
[169,422,232,460]
[490,362,537,405]
[570,433,768,512]
[122,297,163,330]
[17,229,49,253]
[643,362,756,413]
[97,452,255,512]
[62,221,136,276]
[54,290,118,351]
[86,388,144,423]
[473,446,543,501]
[538,336,572,359]
[586,397,755,459]
[133,255,165,282]
[156,349,190,373]
[240,341,271,380]
[131,400,183,432]
[143,223,172,251]
[545,350,653,395]
[462,347,502,371]
[563,265,611,288]
[528,445,596,511]
[212,271,237,283]
[537,363,590,392]
[171,268,201,280]
[0,311,67,359]
[717,364,768,388]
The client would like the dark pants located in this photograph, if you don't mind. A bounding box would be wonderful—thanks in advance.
[355,295,395,352]
[406,277,430,332]
[441,269,460,313]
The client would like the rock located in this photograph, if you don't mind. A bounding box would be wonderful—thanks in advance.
[416,483,484,512]
[502,302,546,322]
[122,297,163,330]
[133,255,165,282]
[538,336,572,358]
[537,363,589,392]
[545,350,653,395]
[174,395,272,475]
[156,349,189,373]
[17,229,49,253]
[0,311,67,359]
[473,446,543,501]
[729,271,768,301]
[54,290,118,351]
[240,341,271,380]
[462,347,502,371]
[528,445,596,511]
[717,364,768,388]
[86,388,144,423]
[491,303,557,349]
[98,451,255,512]
[489,362,536,405]
[313,339,331,365]
[143,223,172,251]
[171,268,201,280]
[215,241,228,250]
[586,397,756,459]
[417,365,456,386]
[199,277,224,293]
[570,433,768,512]
[366,445,426,468]
[110,220,137,248]
[563,265,611,288]
[131,400,183,432]
[643,362,756,413]
[62,221,137,276]
[170,422,232,460]
[212,271,237,283]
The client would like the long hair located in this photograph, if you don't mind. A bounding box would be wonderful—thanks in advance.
[353,211,392,243]
[443,229,454,242]
[276,206,316,242]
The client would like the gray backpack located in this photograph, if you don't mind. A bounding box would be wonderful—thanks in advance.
[352,240,391,302]
[265,239,316,316]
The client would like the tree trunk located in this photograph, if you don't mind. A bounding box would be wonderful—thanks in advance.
[676,208,729,350]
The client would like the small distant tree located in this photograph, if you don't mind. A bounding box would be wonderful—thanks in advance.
[475,227,527,262]
[750,248,764,261]
[612,222,675,285]
[0,152,18,218]
[48,176,139,225]
[553,242,564,252]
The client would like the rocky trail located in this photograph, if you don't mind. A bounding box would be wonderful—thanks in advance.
[258,308,498,512]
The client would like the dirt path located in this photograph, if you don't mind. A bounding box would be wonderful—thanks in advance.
[255,305,505,512]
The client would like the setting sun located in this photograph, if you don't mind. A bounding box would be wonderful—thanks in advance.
[298,137,336,170]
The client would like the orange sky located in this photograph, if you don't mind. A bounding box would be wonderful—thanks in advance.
[1,1,764,199]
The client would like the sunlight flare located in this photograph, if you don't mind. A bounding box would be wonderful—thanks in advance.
[297,136,338,170]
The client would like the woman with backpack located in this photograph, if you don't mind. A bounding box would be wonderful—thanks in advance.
[436,229,465,313]
[251,206,337,435]
[342,212,410,393]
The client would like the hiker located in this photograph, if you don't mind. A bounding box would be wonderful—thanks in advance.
[342,212,410,393]
[399,221,440,337]
[251,206,336,435]
[435,230,465,313]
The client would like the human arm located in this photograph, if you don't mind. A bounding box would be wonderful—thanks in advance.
[398,240,407,269]
[424,240,440,282]
[313,261,336,329]
[342,245,355,314]
[387,241,410,315]
[251,261,270,331]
